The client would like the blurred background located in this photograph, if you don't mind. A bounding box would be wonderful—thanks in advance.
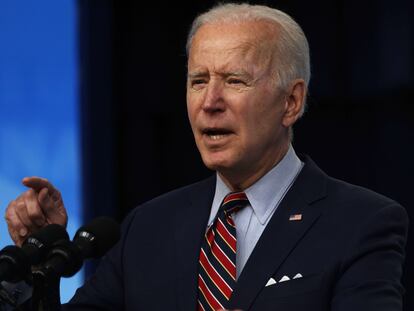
[0,0,412,308]
[0,0,81,302]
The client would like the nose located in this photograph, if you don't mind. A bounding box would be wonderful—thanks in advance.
[201,80,225,113]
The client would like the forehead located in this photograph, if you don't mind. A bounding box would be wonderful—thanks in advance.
[188,21,278,71]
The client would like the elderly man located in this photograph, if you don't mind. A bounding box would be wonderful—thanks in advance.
[4,3,408,311]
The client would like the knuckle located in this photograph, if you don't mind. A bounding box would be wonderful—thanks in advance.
[23,190,32,199]
[4,206,12,219]
[15,196,24,203]
[6,199,15,211]
[27,208,43,220]
[5,211,19,228]
[15,200,27,212]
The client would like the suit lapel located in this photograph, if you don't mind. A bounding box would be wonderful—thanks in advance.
[174,176,216,311]
[228,157,328,310]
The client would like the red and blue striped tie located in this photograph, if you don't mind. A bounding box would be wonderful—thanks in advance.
[197,191,249,311]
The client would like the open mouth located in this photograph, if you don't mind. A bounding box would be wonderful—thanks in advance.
[202,128,233,140]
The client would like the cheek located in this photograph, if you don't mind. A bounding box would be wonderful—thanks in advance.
[186,99,197,125]
[187,91,202,117]
[242,105,282,145]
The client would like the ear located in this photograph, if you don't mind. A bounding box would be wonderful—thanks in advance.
[282,79,306,128]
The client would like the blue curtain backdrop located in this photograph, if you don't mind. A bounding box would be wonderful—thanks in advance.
[0,0,82,303]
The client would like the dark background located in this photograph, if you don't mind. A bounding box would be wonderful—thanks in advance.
[78,0,413,309]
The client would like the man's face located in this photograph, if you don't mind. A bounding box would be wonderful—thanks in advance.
[187,21,292,189]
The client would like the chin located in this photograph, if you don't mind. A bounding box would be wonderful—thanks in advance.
[202,159,223,172]
[202,157,236,173]
[200,153,232,172]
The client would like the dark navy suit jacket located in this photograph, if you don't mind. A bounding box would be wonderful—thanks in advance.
[64,157,408,310]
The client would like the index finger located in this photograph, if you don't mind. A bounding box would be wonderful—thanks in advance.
[22,176,58,195]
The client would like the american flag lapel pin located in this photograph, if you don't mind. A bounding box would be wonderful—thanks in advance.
[289,214,302,221]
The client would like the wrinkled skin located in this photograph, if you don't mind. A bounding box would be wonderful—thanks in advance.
[5,176,67,246]
[187,21,305,191]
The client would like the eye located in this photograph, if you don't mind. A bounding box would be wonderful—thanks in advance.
[192,79,206,85]
[190,79,207,90]
[227,78,246,86]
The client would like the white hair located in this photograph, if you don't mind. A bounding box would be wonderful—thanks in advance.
[186,3,311,115]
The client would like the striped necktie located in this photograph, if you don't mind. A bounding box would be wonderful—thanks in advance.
[197,191,249,311]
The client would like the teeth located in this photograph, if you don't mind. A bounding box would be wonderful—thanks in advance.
[209,134,226,140]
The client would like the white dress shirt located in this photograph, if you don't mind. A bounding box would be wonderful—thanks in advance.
[206,145,303,278]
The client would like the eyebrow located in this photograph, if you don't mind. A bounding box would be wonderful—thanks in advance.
[187,71,209,79]
[222,70,250,78]
[187,70,251,79]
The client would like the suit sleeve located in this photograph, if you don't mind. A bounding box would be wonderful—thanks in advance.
[63,208,139,311]
[331,203,409,311]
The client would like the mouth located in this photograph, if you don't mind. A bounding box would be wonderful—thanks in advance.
[202,128,233,141]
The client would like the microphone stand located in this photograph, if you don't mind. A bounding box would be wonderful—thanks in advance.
[31,268,61,311]
[0,283,19,310]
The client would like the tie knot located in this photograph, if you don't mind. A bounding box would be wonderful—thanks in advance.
[221,191,249,214]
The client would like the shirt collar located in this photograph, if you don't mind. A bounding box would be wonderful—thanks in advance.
[208,145,303,226]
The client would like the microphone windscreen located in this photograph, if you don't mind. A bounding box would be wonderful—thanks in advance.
[27,223,69,246]
[22,224,69,263]
[75,217,120,258]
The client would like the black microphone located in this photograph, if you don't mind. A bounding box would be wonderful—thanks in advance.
[39,217,120,278]
[0,224,69,282]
